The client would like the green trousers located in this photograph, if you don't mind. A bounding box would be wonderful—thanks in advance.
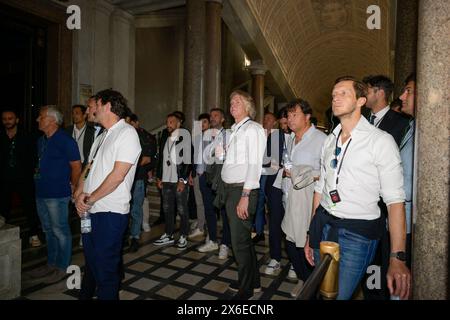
[224,184,260,295]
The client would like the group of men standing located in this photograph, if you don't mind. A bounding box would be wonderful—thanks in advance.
[1,70,416,300]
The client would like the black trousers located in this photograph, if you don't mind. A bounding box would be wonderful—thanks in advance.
[0,178,40,236]
[225,184,260,296]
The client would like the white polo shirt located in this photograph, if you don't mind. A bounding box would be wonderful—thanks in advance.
[84,119,141,214]
[315,116,405,220]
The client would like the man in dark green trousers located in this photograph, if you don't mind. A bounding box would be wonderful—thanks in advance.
[221,90,266,300]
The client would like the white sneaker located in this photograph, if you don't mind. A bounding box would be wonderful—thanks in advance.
[154,233,175,246]
[29,235,42,247]
[142,223,151,233]
[177,235,188,250]
[218,244,229,260]
[188,227,204,239]
[198,240,219,253]
[264,259,281,275]
[288,264,298,280]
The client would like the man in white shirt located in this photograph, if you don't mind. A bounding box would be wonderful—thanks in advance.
[65,105,96,167]
[197,108,231,259]
[363,75,409,146]
[153,113,192,250]
[74,89,141,300]
[304,76,411,300]
[221,90,266,300]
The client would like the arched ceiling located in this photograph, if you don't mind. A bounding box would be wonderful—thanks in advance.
[245,0,395,120]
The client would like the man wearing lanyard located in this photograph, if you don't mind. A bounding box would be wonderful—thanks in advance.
[154,113,192,250]
[221,90,266,300]
[74,89,141,300]
[65,104,96,167]
[304,76,411,300]
[198,108,231,259]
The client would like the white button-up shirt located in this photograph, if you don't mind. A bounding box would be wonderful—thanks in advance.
[221,117,266,190]
[162,134,180,183]
[315,116,405,220]
[370,105,390,127]
[84,119,141,214]
[73,124,86,164]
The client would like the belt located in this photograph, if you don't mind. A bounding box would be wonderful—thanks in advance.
[224,182,245,188]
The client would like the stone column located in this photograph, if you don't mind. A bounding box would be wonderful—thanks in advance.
[204,0,222,112]
[413,0,450,300]
[183,0,206,130]
[394,0,418,96]
[248,60,267,124]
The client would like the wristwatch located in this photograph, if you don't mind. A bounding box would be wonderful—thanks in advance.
[241,191,250,197]
[390,251,407,262]
[178,178,187,184]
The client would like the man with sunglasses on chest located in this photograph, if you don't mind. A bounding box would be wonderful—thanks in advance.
[304,76,411,300]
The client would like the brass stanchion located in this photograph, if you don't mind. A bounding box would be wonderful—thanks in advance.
[319,241,340,299]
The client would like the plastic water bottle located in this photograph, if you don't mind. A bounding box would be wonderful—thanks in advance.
[80,211,92,234]
[282,144,292,171]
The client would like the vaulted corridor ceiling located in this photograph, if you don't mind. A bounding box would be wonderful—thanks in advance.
[230,0,395,118]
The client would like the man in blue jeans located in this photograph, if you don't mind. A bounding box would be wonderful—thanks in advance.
[32,105,82,284]
[304,76,411,300]
[127,113,157,252]
[75,89,141,300]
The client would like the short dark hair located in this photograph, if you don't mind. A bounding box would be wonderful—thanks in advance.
[209,108,225,118]
[173,111,185,124]
[277,106,288,119]
[335,76,368,99]
[198,113,210,121]
[94,89,128,119]
[404,72,416,85]
[362,75,394,102]
[264,111,276,119]
[1,109,18,118]
[167,112,182,123]
[72,104,87,114]
[286,98,313,116]
[129,113,138,122]
[390,98,402,110]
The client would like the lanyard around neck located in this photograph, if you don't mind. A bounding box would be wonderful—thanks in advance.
[73,125,87,142]
[334,130,352,185]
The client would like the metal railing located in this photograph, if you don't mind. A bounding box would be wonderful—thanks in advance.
[297,241,340,300]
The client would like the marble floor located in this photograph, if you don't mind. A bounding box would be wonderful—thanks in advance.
[20,221,301,300]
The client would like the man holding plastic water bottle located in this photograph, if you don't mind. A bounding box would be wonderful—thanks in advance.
[74,89,141,300]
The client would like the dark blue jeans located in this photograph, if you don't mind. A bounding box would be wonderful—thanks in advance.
[80,212,128,300]
[254,175,268,234]
[199,174,230,246]
[285,240,312,281]
[265,174,284,261]
[313,224,379,300]
[130,180,145,239]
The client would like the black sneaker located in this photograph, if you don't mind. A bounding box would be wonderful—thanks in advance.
[154,233,175,246]
[129,238,140,253]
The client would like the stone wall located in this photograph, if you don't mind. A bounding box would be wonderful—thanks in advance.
[0,224,21,300]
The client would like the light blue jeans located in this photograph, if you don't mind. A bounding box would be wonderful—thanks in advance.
[36,196,72,270]
[130,180,145,239]
[313,224,379,300]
